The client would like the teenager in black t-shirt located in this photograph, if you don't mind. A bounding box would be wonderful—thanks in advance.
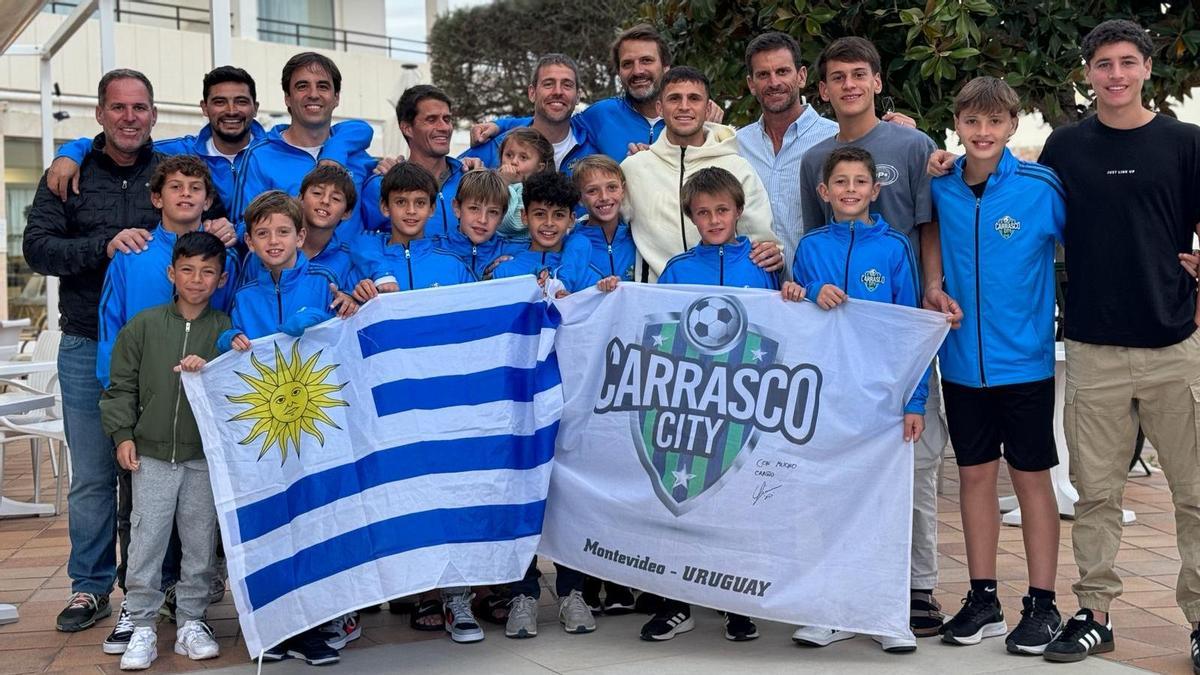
[1036,20,1200,667]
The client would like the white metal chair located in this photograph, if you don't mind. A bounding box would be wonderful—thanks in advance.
[0,330,66,513]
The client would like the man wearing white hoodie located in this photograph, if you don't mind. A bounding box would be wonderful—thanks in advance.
[621,67,782,282]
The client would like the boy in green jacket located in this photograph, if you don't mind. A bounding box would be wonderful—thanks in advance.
[100,231,231,671]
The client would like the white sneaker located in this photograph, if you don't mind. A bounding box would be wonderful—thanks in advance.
[558,590,596,634]
[505,594,539,638]
[871,632,917,653]
[120,626,157,670]
[791,625,856,647]
[443,592,485,643]
[174,620,220,660]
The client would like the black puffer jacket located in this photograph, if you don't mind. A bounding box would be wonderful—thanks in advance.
[23,134,224,340]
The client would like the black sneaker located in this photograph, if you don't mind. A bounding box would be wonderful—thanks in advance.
[158,583,177,623]
[102,601,136,654]
[1006,596,1062,655]
[55,592,111,632]
[640,602,694,641]
[603,584,636,615]
[259,643,289,662]
[724,613,759,641]
[1190,628,1198,675]
[910,590,944,637]
[1042,609,1113,663]
[285,629,341,665]
[941,590,1007,645]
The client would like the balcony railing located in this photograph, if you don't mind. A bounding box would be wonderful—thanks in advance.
[43,1,428,58]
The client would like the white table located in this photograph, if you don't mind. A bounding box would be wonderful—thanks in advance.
[0,391,59,519]
[0,361,56,378]
[999,342,1136,526]
[0,390,57,626]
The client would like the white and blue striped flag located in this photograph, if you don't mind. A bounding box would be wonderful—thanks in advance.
[183,276,561,656]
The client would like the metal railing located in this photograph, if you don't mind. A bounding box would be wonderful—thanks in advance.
[47,0,210,31]
[43,1,428,58]
[257,18,428,58]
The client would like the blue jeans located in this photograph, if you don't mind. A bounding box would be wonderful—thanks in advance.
[60,334,118,596]
[510,559,584,599]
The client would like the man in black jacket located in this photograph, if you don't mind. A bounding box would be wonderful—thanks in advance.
[23,69,221,634]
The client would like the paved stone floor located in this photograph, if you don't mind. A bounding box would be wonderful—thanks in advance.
[0,440,1194,674]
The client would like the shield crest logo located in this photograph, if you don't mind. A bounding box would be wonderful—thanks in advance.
[632,295,780,515]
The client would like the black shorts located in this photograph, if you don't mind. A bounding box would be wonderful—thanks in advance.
[942,377,1058,472]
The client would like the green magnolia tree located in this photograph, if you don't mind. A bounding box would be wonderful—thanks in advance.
[429,0,638,121]
[641,0,1200,143]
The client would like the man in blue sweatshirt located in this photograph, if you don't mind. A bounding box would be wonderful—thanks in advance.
[358,85,466,238]
[232,53,375,235]
[460,54,599,175]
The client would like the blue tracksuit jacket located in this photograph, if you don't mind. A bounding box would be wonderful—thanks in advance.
[492,95,663,162]
[574,217,636,281]
[358,156,466,239]
[931,148,1065,388]
[659,236,779,290]
[432,227,523,279]
[490,247,600,293]
[461,117,599,174]
[239,229,363,291]
[231,120,375,233]
[96,224,238,387]
[793,214,929,414]
[217,252,340,351]
[351,234,475,291]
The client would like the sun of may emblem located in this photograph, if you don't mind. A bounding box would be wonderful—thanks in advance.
[226,341,349,465]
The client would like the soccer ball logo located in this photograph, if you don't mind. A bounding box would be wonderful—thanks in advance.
[682,295,747,355]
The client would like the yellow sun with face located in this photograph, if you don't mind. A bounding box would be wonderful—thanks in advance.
[226,341,349,465]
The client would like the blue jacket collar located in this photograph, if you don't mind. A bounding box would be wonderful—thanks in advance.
[251,250,312,288]
[693,235,752,260]
[951,146,1017,187]
[824,214,893,243]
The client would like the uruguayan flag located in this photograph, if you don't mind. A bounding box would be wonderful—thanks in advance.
[183,277,561,656]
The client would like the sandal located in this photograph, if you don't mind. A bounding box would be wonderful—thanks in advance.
[409,599,444,631]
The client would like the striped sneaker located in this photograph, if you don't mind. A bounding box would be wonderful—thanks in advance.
[1042,609,1113,663]
[1190,628,1198,675]
[640,601,694,641]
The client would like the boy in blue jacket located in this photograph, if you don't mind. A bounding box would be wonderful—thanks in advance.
[239,165,362,291]
[231,53,375,236]
[790,146,928,435]
[656,167,779,290]
[98,155,238,388]
[350,163,475,300]
[571,156,636,283]
[928,77,1065,655]
[218,191,356,355]
[787,145,932,652]
[435,170,522,278]
[601,167,768,643]
[489,172,599,295]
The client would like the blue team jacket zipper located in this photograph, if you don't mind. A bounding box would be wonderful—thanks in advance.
[404,244,414,288]
[842,223,857,288]
[719,245,725,285]
[973,195,987,386]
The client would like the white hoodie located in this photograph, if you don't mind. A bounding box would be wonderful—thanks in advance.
[620,122,776,282]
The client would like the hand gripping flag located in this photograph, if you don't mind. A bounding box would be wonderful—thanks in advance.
[183,277,561,656]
